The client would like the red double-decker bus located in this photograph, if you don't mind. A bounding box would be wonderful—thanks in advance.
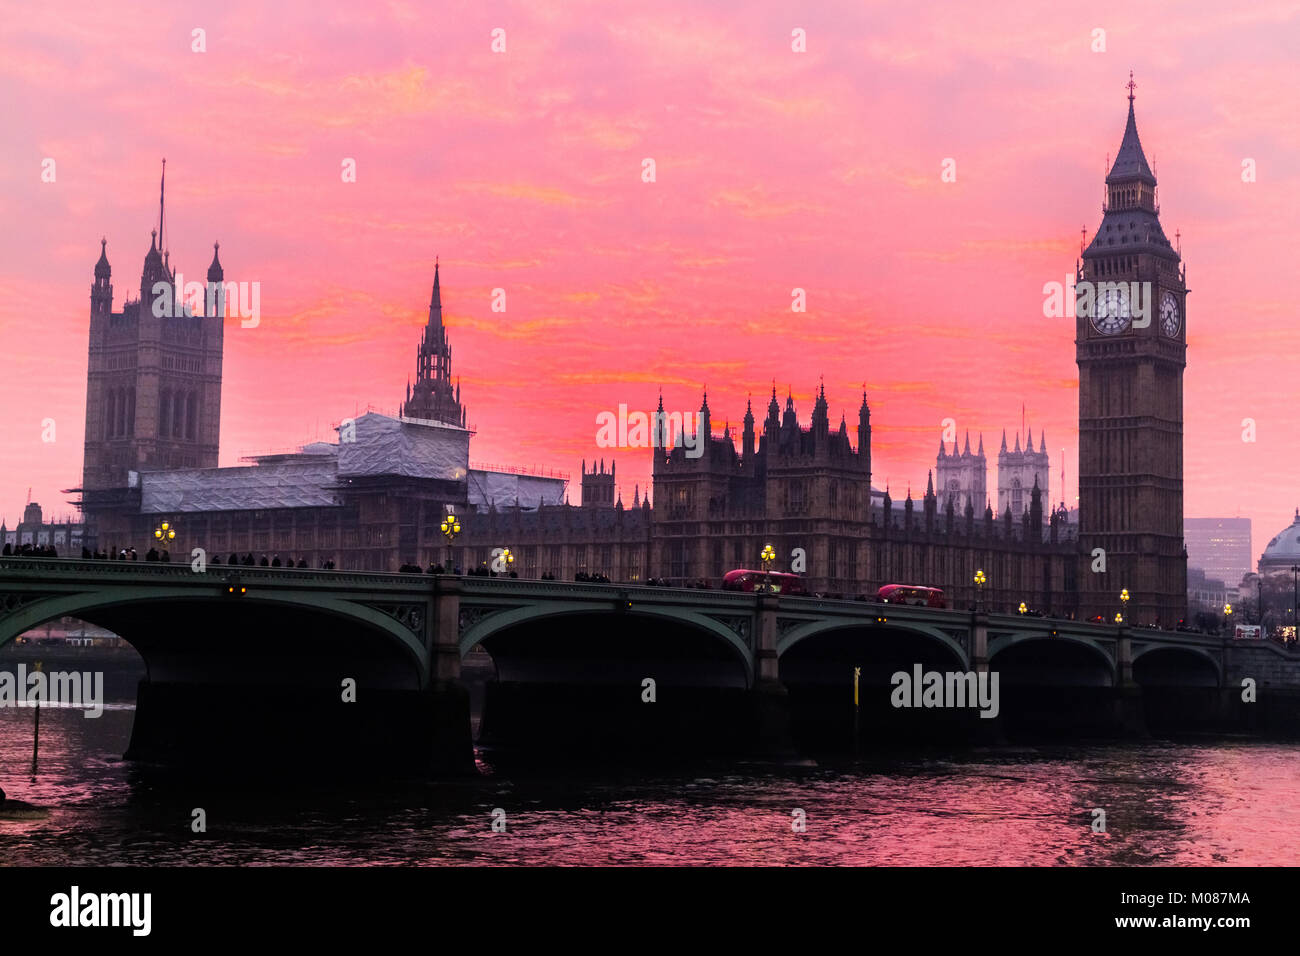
[722,569,809,595]
[876,584,946,608]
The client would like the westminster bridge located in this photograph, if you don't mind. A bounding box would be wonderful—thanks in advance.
[1,558,1297,773]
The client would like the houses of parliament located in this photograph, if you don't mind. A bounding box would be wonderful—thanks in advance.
[67,83,1188,626]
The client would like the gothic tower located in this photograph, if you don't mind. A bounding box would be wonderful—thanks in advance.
[937,430,986,515]
[581,459,616,508]
[401,260,467,427]
[1076,77,1188,626]
[997,428,1049,519]
[80,164,224,506]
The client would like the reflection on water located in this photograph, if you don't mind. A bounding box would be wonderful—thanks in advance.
[3,693,1299,865]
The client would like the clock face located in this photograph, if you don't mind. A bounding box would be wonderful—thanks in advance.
[1160,291,1180,337]
[1091,284,1131,335]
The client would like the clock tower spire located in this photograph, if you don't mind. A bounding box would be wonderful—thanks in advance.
[1076,77,1188,627]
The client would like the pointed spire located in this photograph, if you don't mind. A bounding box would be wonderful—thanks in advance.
[977,432,985,457]
[1000,429,1007,453]
[938,437,947,458]
[94,238,111,279]
[926,470,934,496]
[962,430,971,456]
[207,241,223,283]
[1108,73,1156,186]
[157,157,166,252]
[1014,431,1021,453]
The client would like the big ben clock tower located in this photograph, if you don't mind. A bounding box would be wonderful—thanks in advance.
[1076,75,1188,627]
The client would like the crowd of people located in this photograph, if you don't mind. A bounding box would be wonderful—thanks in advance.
[1,543,60,557]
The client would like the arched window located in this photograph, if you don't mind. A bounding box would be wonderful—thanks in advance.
[186,391,198,440]
[126,387,136,437]
[106,389,117,438]
[1011,477,1023,516]
[116,388,127,437]
[159,389,171,438]
[172,391,184,438]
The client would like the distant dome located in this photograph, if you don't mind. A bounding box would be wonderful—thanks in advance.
[1259,509,1300,571]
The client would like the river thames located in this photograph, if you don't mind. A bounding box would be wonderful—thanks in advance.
[3,674,1299,866]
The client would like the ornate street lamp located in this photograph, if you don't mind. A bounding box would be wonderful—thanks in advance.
[761,544,776,592]
[1018,601,1027,615]
[440,513,461,571]
[973,569,986,611]
[1119,588,1130,624]
[153,521,176,546]
[1115,612,1124,625]
[499,547,515,575]
[1224,603,1233,636]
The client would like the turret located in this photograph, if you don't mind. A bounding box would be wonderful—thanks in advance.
[742,398,756,467]
[91,239,112,316]
[811,381,830,442]
[857,391,871,479]
[206,242,224,316]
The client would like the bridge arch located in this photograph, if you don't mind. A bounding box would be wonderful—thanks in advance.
[0,588,430,688]
[777,617,968,666]
[1132,644,1223,687]
[460,601,754,685]
[989,630,1117,682]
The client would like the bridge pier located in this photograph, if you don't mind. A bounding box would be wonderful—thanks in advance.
[751,592,796,758]
[1112,628,1147,736]
[429,577,475,775]
[965,612,1007,744]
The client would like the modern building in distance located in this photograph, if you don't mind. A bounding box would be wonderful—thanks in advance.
[1075,79,1189,627]
[1186,566,1229,614]
[1184,517,1252,591]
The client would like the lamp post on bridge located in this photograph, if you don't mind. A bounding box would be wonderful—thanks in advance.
[440,513,461,572]
[153,521,176,547]
[973,569,986,612]
[1291,565,1299,646]
[1119,588,1130,625]
[760,544,776,593]
[1224,603,1233,637]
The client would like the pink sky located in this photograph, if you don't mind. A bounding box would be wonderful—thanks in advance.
[2,0,1298,561]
